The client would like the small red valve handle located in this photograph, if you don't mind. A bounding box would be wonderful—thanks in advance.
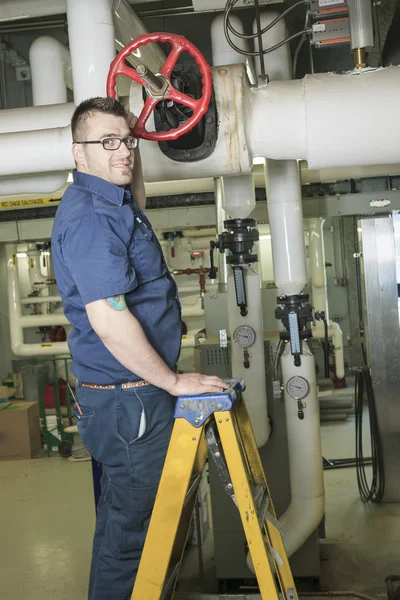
[107,32,212,142]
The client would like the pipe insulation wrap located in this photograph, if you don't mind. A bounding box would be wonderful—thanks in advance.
[249,67,400,169]
[265,159,307,295]
[66,0,115,105]
[347,0,374,49]
[0,103,75,134]
[253,12,291,81]
[278,342,325,556]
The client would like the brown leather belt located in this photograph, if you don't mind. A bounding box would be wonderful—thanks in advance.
[79,380,150,390]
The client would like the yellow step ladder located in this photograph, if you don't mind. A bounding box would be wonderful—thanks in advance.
[131,378,298,600]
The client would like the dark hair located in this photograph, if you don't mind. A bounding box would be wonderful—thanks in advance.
[71,97,127,141]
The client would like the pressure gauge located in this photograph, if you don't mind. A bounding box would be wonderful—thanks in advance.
[233,325,256,348]
[286,376,309,400]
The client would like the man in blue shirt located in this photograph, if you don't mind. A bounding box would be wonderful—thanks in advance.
[52,97,227,600]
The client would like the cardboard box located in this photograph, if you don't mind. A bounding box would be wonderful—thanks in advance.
[0,401,42,460]
[0,386,15,403]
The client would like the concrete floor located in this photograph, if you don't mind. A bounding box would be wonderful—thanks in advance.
[0,415,399,600]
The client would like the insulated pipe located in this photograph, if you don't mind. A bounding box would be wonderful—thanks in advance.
[0,173,69,195]
[247,342,324,573]
[309,218,329,319]
[0,103,74,134]
[29,36,72,104]
[265,159,307,295]
[253,12,291,81]
[279,343,325,556]
[21,296,62,305]
[6,64,400,179]
[66,0,115,105]
[211,12,249,66]
[308,218,345,378]
[26,248,47,287]
[2,35,72,198]
[6,244,69,356]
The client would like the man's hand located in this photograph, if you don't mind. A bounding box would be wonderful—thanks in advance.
[125,109,139,137]
[166,373,230,397]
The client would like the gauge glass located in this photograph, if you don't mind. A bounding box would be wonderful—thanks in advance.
[233,326,256,348]
[286,376,309,400]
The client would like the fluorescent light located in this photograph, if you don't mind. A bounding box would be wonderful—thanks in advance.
[253,157,265,165]
[16,252,27,258]
[357,228,362,232]
[260,235,271,240]
[67,172,73,183]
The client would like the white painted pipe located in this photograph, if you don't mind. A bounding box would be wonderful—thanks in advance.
[308,218,345,378]
[265,159,307,296]
[66,0,115,105]
[247,341,324,573]
[222,174,255,219]
[0,173,68,195]
[0,126,74,176]
[29,36,72,104]
[308,218,329,319]
[278,342,325,555]
[5,63,400,180]
[177,285,217,294]
[1,37,72,194]
[6,244,69,356]
[249,66,400,169]
[253,11,291,81]
[21,296,62,305]
[26,249,47,287]
[211,12,248,67]
[19,314,69,327]
[227,268,271,447]
[0,103,74,134]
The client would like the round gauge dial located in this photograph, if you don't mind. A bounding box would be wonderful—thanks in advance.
[286,376,309,400]
[233,325,256,348]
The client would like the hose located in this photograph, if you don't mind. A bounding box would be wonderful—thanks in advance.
[354,366,385,502]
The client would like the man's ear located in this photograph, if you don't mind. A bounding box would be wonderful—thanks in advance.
[72,143,85,168]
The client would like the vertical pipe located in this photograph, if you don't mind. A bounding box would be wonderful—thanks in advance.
[348,0,374,50]
[308,218,329,320]
[66,0,115,104]
[265,159,307,295]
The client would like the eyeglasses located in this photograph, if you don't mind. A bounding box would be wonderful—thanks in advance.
[73,136,138,151]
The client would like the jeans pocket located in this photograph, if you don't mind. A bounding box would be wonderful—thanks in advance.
[103,479,158,556]
[115,390,147,446]
[73,403,96,455]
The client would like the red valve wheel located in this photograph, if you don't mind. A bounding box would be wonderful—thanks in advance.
[107,32,212,142]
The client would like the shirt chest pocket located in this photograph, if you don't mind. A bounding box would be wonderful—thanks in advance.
[128,218,167,284]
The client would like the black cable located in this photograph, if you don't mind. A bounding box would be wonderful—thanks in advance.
[321,315,330,379]
[223,0,310,59]
[354,366,385,502]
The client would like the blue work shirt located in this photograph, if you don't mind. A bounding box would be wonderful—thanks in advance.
[51,170,182,385]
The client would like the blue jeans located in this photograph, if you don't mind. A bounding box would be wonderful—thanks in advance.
[73,382,175,600]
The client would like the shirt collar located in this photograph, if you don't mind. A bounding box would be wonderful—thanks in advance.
[73,170,128,206]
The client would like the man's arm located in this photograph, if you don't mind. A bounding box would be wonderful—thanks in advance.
[86,295,228,396]
[126,110,146,211]
[131,146,146,211]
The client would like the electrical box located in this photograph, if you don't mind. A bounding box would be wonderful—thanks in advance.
[311,17,350,47]
[309,0,348,18]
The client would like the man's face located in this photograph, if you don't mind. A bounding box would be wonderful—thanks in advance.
[72,113,135,186]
